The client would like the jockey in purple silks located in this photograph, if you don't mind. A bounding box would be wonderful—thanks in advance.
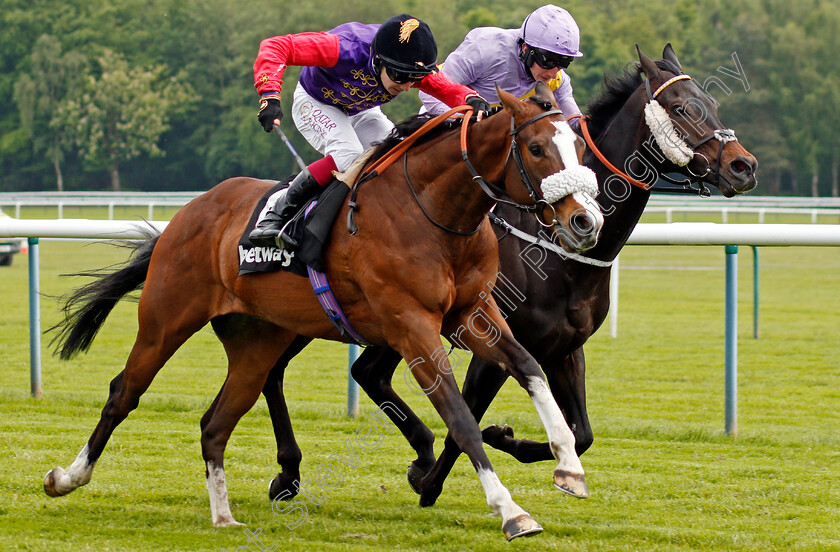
[420,5,583,127]
[249,14,489,249]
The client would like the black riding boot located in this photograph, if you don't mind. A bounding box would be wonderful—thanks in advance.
[249,171,321,248]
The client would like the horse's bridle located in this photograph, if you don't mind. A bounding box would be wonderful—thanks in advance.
[575,73,738,197]
[347,105,571,235]
[461,107,565,216]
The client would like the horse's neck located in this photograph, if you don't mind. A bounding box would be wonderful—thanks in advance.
[586,92,653,262]
[408,117,509,234]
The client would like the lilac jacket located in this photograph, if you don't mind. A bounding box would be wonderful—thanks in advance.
[419,26,581,117]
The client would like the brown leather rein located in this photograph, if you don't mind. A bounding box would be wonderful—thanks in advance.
[346,104,564,235]
[567,113,651,191]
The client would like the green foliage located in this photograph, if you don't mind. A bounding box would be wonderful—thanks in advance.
[0,0,838,193]
[53,50,194,190]
[12,34,87,191]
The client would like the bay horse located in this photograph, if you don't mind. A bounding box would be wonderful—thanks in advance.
[44,84,604,540]
[255,43,758,508]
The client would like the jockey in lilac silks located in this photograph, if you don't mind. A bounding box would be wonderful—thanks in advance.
[420,5,583,126]
[250,14,489,249]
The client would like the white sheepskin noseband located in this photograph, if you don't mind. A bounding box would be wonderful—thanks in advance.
[541,166,598,204]
[644,100,693,166]
[541,121,599,204]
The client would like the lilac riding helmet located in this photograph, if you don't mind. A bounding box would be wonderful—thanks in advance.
[520,5,583,57]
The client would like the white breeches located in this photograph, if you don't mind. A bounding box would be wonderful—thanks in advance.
[291,83,395,172]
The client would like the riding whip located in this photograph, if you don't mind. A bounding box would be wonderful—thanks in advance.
[272,120,309,176]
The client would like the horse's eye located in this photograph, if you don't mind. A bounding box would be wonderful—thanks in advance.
[672,105,687,117]
[528,145,544,157]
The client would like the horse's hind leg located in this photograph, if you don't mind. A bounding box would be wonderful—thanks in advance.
[208,319,310,503]
[202,318,298,526]
[44,293,210,497]
[349,346,436,493]
[258,334,312,502]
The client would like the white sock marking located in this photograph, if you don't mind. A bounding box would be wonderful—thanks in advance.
[527,376,584,475]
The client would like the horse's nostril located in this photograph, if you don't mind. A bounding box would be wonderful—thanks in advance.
[731,156,755,176]
[572,213,593,236]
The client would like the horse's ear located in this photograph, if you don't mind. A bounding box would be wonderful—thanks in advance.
[496,83,525,116]
[534,81,558,108]
[636,44,661,82]
[662,42,683,73]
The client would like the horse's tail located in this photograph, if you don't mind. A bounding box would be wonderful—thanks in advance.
[49,229,160,360]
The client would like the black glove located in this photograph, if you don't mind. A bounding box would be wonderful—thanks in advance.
[258,98,283,132]
[465,95,490,117]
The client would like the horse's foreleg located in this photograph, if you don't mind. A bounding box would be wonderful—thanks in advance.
[349,346,436,493]
[497,339,588,498]
[483,347,593,460]
[417,356,509,504]
[446,309,587,500]
[394,326,542,541]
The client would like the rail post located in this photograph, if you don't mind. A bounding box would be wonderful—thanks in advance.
[347,344,360,418]
[752,246,760,339]
[28,237,42,398]
[724,245,738,436]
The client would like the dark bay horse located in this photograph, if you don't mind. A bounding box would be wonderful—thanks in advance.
[256,44,758,508]
[45,84,603,540]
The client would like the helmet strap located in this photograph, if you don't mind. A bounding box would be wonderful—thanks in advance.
[371,55,384,87]
[518,41,535,80]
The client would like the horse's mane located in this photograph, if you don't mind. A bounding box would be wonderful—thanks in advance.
[585,59,682,139]
[368,113,456,163]
[368,98,553,164]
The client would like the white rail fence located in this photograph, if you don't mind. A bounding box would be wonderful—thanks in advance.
[3,218,840,435]
[4,192,840,222]
[0,191,199,220]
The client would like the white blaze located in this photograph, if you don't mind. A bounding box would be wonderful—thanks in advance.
[541,121,599,204]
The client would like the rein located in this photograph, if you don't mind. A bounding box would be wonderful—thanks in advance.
[571,73,739,197]
[573,114,650,191]
[346,105,472,235]
[462,110,564,214]
[346,105,567,235]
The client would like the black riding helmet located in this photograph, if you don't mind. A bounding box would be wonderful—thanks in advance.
[372,14,437,82]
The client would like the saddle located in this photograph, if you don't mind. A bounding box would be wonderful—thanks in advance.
[238,151,373,277]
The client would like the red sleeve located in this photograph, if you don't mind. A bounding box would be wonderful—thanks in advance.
[414,69,481,109]
[254,32,341,96]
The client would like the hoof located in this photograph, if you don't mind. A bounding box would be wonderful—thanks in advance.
[406,463,427,495]
[43,468,68,497]
[554,469,589,498]
[481,424,515,448]
[213,516,245,528]
[268,474,298,502]
[503,514,543,541]
[418,486,440,508]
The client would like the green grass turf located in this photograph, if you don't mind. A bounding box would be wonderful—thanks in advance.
[0,238,838,551]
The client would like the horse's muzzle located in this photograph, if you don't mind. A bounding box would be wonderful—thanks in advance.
[727,154,758,194]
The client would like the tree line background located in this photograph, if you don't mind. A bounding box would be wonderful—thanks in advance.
[1,0,837,195]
